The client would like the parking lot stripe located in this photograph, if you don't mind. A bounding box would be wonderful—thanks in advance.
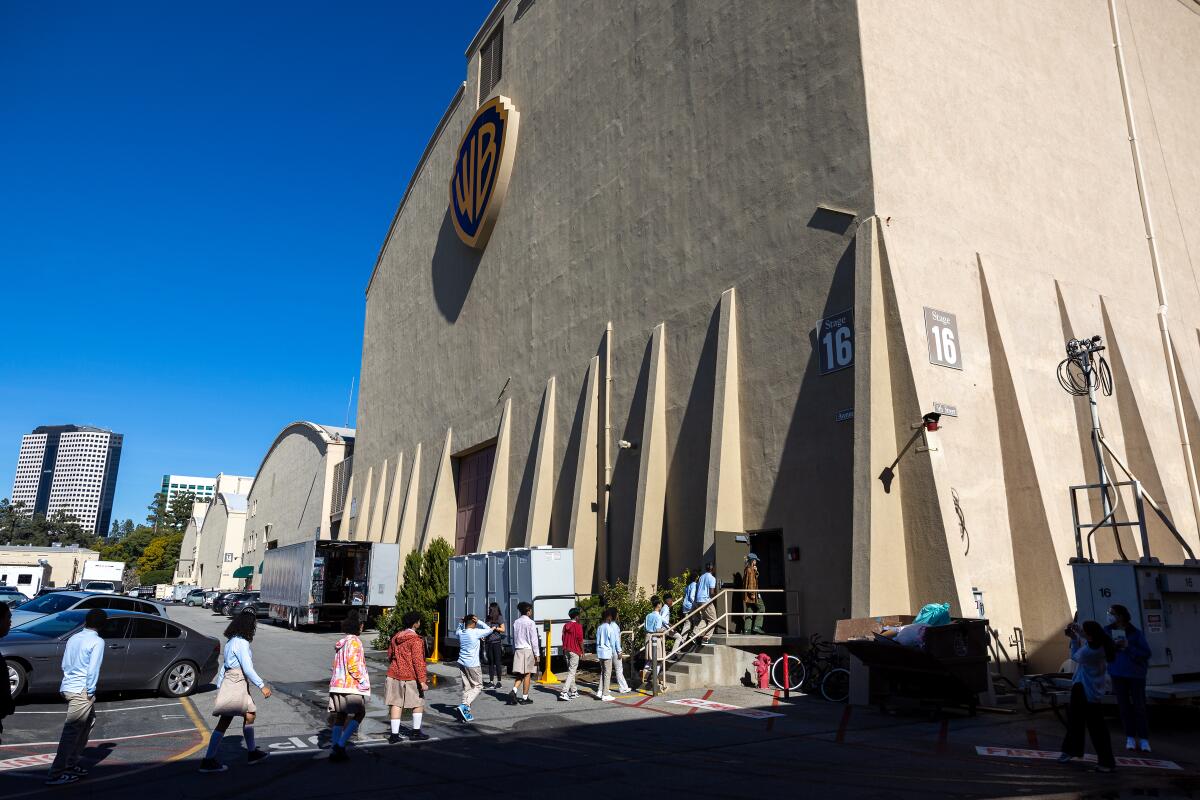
[167,696,209,762]
[0,727,196,749]
[14,701,183,715]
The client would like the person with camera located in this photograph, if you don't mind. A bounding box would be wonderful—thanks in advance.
[1057,619,1117,773]
[1104,604,1152,752]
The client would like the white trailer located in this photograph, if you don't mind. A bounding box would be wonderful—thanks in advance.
[81,560,125,593]
[0,562,52,599]
[261,540,400,629]
[447,547,576,655]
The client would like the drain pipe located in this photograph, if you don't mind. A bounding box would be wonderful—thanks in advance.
[1107,0,1200,542]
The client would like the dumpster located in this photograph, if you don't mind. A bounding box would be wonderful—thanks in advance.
[835,615,990,715]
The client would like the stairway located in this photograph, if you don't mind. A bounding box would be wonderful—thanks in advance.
[661,635,773,691]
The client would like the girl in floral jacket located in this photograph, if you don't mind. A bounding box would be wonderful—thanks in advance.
[327,610,370,762]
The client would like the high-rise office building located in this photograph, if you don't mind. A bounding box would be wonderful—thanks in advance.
[10,425,123,536]
[160,474,217,507]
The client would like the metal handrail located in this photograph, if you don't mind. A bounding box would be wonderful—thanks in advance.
[642,588,801,695]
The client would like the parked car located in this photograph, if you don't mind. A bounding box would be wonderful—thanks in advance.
[80,580,118,594]
[203,590,219,608]
[3,609,220,700]
[184,589,208,607]
[128,586,156,599]
[211,592,248,615]
[9,591,167,629]
[229,592,268,619]
[0,586,26,607]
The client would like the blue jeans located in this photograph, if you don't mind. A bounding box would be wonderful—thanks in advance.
[1111,675,1149,739]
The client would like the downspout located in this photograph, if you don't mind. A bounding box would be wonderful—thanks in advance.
[1107,0,1200,543]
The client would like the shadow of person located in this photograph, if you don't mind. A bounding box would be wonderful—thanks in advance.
[81,740,117,767]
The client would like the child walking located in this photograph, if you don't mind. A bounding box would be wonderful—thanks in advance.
[327,610,370,762]
[596,607,630,701]
[386,611,430,743]
[455,614,493,722]
[558,607,583,702]
[200,613,272,773]
[507,601,540,706]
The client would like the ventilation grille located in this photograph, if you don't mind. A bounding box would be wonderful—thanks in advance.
[478,24,503,106]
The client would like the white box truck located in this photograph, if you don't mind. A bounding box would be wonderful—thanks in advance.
[80,560,125,594]
[261,540,400,629]
[447,546,576,655]
[0,562,52,599]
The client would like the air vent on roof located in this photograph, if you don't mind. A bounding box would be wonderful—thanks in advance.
[478,23,503,106]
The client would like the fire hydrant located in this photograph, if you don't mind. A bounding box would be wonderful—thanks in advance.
[754,653,772,689]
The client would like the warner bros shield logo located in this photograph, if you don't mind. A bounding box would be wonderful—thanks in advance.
[449,95,521,250]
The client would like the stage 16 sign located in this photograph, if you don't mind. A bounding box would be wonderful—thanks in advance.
[818,309,854,375]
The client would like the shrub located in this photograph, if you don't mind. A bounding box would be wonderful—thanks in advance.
[139,569,173,585]
[371,537,453,650]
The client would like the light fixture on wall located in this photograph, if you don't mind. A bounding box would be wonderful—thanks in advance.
[617,439,639,450]
[877,412,943,493]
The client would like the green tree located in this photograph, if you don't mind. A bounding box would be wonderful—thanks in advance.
[136,532,183,576]
[109,519,121,538]
[139,569,173,585]
[146,492,168,532]
[0,499,99,549]
[373,538,454,649]
[166,492,197,533]
[120,519,135,538]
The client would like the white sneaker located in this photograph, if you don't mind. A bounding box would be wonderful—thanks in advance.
[1139,739,1151,753]
[1126,737,1137,751]
[600,694,615,702]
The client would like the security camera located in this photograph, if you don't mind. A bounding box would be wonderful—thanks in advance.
[617,439,639,450]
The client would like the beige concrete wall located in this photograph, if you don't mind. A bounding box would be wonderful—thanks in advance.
[352,0,873,635]
[0,545,98,589]
[854,0,1200,669]
[194,495,247,591]
[240,423,350,583]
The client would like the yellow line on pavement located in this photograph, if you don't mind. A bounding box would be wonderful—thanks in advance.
[167,695,209,762]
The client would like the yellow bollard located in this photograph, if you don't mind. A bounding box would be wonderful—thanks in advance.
[538,622,560,684]
[426,611,441,663]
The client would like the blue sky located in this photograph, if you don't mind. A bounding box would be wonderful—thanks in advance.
[0,1,494,528]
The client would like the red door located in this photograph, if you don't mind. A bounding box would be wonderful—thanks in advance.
[454,445,495,555]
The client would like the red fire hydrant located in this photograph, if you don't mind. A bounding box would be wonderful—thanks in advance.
[754,653,772,689]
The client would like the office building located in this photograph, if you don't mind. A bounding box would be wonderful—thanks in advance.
[160,474,217,506]
[10,425,123,536]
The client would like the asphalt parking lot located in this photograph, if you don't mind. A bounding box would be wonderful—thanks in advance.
[3,605,1199,799]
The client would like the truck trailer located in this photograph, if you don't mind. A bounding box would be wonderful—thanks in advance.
[80,560,125,593]
[0,562,52,599]
[261,540,400,629]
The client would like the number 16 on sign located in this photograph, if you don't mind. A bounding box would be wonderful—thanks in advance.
[818,309,854,375]
[924,307,963,370]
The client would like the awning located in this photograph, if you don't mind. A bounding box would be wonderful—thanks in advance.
[232,566,254,579]
[258,562,264,574]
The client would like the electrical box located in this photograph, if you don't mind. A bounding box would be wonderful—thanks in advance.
[447,546,576,655]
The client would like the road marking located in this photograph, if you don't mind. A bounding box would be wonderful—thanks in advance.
[666,697,784,719]
[0,727,197,749]
[14,701,184,715]
[167,695,210,762]
[0,753,55,771]
[974,746,1182,770]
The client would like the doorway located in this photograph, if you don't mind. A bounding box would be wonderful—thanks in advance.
[454,444,495,555]
[747,529,785,634]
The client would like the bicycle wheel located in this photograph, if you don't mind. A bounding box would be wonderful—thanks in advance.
[820,667,850,702]
[770,654,805,692]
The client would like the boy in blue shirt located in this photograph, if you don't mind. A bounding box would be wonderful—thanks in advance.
[595,608,629,700]
[455,614,493,723]
[641,596,666,686]
[696,563,718,643]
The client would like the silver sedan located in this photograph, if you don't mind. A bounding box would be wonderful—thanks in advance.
[3,609,221,700]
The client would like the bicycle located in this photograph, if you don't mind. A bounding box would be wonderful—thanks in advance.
[770,633,850,702]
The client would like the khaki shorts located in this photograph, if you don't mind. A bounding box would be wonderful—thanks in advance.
[385,677,423,709]
[512,648,537,675]
[327,693,367,715]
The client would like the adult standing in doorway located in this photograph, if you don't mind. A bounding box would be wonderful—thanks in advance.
[696,563,719,644]
[386,611,430,743]
[200,612,273,773]
[507,602,540,706]
[44,608,106,786]
[483,602,506,689]
[742,554,764,634]
[1105,604,1152,752]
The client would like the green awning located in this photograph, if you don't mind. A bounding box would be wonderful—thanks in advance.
[232,566,254,578]
[258,562,264,574]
